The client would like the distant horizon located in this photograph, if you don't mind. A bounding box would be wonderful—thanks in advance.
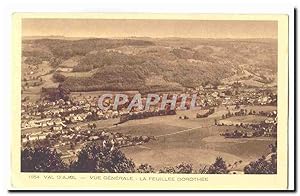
[22,19,278,39]
[22,35,278,40]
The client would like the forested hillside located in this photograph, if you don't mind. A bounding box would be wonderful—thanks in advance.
[22,37,277,92]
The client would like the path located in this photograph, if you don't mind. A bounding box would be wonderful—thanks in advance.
[155,125,213,138]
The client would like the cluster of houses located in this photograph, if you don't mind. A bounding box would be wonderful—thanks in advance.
[220,130,256,138]
[196,108,215,118]
[187,83,277,108]
[220,109,277,120]
[21,82,278,156]
[21,117,66,131]
[218,111,277,138]
[220,121,277,139]
[21,98,119,130]
[22,125,154,160]
[21,82,277,129]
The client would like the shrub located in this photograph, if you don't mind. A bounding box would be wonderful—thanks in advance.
[52,72,67,83]
[207,157,229,174]
[244,143,277,174]
[175,163,193,174]
[137,164,155,173]
[24,56,43,65]
[159,166,176,174]
[70,143,135,173]
[244,154,277,174]
[21,146,67,172]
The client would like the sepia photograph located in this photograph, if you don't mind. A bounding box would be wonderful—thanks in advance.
[10,13,291,190]
[20,18,279,174]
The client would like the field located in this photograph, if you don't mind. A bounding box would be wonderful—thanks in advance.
[21,105,275,171]
[104,106,275,171]
[219,115,267,125]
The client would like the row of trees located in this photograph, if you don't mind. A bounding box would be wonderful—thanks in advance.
[41,84,70,102]
[21,143,277,174]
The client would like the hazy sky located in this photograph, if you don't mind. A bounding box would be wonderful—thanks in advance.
[22,19,277,39]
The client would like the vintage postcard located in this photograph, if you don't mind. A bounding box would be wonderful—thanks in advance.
[11,13,290,190]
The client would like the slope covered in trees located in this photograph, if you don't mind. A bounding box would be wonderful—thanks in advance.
[21,142,276,174]
[22,38,277,92]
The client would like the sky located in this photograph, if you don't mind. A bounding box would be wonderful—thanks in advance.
[22,19,277,39]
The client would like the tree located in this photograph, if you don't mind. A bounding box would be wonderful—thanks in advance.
[41,85,70,102]
[137,164,155,173]
[175,163,193,174]
[244,143,277,174]
[207,157,229,174]
[159,166,176,173]
[158,163,193,174]
[70,143,135,173]
[24,56,43,65]
[21,146,67,172]
[52,72,67,83]
[243,155,277,174]
[49,57,62,67]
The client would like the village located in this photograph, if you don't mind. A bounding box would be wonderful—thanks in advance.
[21,82,277,161]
